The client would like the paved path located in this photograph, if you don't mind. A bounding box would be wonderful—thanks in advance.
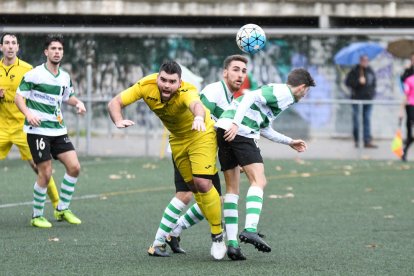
[5,134,406,161]
[78,135,402,161]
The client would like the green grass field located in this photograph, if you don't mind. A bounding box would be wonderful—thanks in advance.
[1,157,414,275]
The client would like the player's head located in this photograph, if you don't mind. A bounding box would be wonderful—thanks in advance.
[359,55,369,68]
[0,33,19,61]
[287,68,315,101]
[157,61,182,102]
[1,33,19,45]
[44,34,64,65]
[223,55,248,93]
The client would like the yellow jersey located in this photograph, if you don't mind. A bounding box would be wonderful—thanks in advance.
[0,58,32,128]
[120,73,215,137]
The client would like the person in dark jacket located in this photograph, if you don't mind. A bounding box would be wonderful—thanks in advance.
[345,55,377,148]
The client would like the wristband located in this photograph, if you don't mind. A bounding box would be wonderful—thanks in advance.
[194,116,204,121]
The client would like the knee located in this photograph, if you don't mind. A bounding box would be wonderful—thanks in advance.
[193,178,211,193]
[261,179,267,189]
[38,167,53,184]
[176,191,193,205]
[254,178,267,189]
[68,162,81,177]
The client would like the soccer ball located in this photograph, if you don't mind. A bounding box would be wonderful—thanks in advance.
[236,24,266,54]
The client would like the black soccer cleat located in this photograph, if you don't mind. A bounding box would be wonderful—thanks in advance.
[147,244,170,257]
[227,245,246,261]
[166,235,186,254]
[239,230,271,253]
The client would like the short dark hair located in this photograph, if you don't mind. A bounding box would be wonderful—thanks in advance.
[0,33,18,44]
[223,55,248,69]
[159,61,182,78]
[44,34,64,50]
[287,68,316,87]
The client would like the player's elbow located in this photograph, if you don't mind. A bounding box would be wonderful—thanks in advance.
[107,96,121,113]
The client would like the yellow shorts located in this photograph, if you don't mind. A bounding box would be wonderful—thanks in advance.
[0,127,32,160]
[170,129,218,183]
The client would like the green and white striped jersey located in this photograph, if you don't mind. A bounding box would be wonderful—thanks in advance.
[200,80,233,122]
[17,64,74,136]
[216,83,296,144]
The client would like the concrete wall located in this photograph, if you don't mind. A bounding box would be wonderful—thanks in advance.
[1,0,414,18]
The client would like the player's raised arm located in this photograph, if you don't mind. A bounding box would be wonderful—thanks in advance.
[189,100,206,131]
[232,90,261,127]
[223,90,261,142]
[107,94,135,128]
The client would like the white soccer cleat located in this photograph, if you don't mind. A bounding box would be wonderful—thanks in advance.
[210,233,227,260]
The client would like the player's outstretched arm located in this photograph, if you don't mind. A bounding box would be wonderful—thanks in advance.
[289,139,307,152]
[189,100,206,131]
[107,94,135,129]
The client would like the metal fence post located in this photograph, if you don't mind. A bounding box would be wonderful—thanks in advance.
[85,41,94,156]
[357,101,363,158]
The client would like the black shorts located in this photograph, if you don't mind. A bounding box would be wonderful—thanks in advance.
[27,134,75,164]
[173,159,221,195]
[216,127,263,171]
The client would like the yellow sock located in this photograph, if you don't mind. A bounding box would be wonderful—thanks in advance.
[199,186,222,235]
[46,176,60,209]
[193,192,205,215]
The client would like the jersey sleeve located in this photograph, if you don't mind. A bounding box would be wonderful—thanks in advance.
[181,88,201,107]
[16,74,33,99]
[63,78,75,101]
[260,126,292,145]
[120,82,144,106]
[232,90,262,126]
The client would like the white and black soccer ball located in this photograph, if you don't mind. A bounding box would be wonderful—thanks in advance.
[236,24,266,54]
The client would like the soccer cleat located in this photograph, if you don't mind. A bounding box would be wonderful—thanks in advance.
[148,244,170,257]
[210,233,227,260]
[31,216,52,228]
[227,245,246,261]
[239,230,271,253]
[54,209,81,224]
[166,235,186,254]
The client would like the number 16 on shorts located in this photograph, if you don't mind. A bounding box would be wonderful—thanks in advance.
[36,138,45,158]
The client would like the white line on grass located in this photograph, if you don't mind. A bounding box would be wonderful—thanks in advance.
[0,186,173,209]
[2,164,403,209]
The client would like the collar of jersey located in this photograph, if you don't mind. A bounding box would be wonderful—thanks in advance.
[220,80,232,104]
[43,63,61,78]
[0,57,19,69]
[286,84,298,103]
